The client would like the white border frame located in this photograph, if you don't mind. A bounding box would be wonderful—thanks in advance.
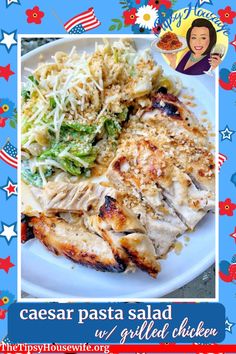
[17,34,219,303]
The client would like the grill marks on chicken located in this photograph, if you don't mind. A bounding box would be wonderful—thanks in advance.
[30,215,126,272]
[98,196,145,233]
[28,182,161,277]
[95,196,159,277]
[140,93,215,193]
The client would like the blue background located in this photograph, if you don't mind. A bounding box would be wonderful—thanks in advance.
[8,303,225,344]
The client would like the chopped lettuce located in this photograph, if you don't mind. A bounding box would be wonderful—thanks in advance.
[49,97,56,109]
[28,75,39,86]
[21,161,52,187]
[38,140,97,177]
[22,89,30,102]
[61,122,96,134]
[104,119,121,139]
[21,106,129,185]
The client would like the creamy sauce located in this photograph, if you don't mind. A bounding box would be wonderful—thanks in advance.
[174,241,183,255]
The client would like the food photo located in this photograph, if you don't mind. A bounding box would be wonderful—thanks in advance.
[20,36,216,299]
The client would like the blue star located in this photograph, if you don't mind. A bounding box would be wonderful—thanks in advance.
[0,221,17,245]
[0,30,17,53]
[225,317,235,334]
[0,177,17,200]
[219,125,235,141]
[197,0,213,6]
[6,0,21,8]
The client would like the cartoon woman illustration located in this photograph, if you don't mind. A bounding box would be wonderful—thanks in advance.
[165,19,222,75]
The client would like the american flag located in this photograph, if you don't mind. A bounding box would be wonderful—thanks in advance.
[0,140,17,168]
[64,7,101,34]
[219,152,227,171]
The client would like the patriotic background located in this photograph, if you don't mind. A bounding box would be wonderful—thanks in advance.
[0,0,235,350]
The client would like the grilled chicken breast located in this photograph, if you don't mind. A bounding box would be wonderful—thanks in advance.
[30,215,126,272]
[96,196,160,277]
[107,138,214,230]
[28,186,161,277]
[135,92,215,193]
[120,191,186,257]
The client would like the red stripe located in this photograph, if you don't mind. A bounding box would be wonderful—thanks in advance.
[64,7,94,26]
[64,8,94,30]
[0,150,17,164]
[79,16,97,26]
[83,19,100,30]
[108,344,236,352]
[0,155,17,168]
[65,14,95,31]
[219,157,225,161]
[0,151,17,168]
[84,21,101,31]
[0,344,234,352]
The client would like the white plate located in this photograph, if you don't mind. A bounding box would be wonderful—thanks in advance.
[152,35,187,54]
[21,36,215,299]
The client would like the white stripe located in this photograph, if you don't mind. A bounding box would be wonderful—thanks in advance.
[65,9,94,27]
[218,153,227,170]
[83,19,100,30]
[1,150,17,164]
[84,22,100,31]
[65,14,95,31]
[64,10,94,30]
[0,152,17,168]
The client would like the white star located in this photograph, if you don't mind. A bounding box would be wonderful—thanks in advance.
[225,317,235,333]
[0,223,17,244]
[198,0,213,6]
[6,0,21,7]
[0,30,17,52]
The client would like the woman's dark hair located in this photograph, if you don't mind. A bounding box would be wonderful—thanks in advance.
[186,19,217,55]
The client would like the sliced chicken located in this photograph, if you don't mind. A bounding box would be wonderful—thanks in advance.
[106,153,187,256]
[88,196,160,278]
[39,178,183,259]
[107,138,214,230]
[30,215,126,273]
[120,233,160,278]
[98,195,145,233]
[86,214,133,270]
[147,92,209,142]
[116,191,185,257]
[136,92,215,193]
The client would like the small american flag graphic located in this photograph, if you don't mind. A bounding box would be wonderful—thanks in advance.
[219,153,227,171]
[64,7,101,34]
[0,140,17,168]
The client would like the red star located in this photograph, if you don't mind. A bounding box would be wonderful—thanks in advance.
[230,227,236,243]
[2,179,17,199]
[0,64,14,81]
[230,35,236,51]
[6,183,16,194]
[0,256,14,273]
